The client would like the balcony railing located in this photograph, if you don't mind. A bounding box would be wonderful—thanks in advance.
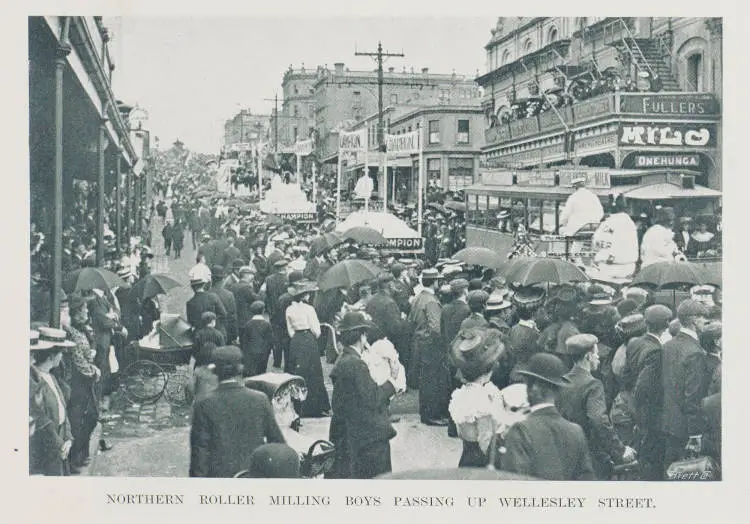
[484,91,720,147]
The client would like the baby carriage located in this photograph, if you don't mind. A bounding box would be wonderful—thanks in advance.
[234,372,336,478]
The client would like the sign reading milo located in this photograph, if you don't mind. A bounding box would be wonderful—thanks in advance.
[385,237,424,250]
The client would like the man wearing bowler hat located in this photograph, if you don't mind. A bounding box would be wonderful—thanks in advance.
[328,311,404,478]
[190,345,285,478]
[557,334,636,479]
[408,268,450,426]
[500,353,595,480]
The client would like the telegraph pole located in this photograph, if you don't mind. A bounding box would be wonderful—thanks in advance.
[355,42,404,210]
[264,93,280,152]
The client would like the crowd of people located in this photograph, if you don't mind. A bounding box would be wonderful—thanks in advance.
[29,145,722,481]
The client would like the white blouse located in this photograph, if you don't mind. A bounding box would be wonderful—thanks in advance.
[285,301,321,339]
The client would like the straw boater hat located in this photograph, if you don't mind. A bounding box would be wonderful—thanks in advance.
[30,329,54,351]
[485,289,512,312]
[291,280,319,298]
[38,327,76,349]
[450,327,505,382]
[587,284,613,306]
[515,353,571,387]
[571,176,586,187]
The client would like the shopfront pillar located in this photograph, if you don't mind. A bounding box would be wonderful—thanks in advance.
[96,123,107,266]
[125,168,131,243]
[115,151,122,256]
[51,23,71,329]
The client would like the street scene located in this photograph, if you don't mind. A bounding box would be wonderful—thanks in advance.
[29,16,722,481]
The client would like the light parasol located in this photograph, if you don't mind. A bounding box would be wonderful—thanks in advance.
[63,267,125,293]
[504,257,589,286]
[318,259,384,291]
[453,247,509,271]
[129,273,182,302]
[342,226,386,246]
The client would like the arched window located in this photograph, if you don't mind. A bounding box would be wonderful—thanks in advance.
[523,38,534,53]
[547,26,558,44]
[686,53,703,91]
[501,49,511,65]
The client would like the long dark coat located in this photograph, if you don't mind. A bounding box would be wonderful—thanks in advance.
[289,330,331,417]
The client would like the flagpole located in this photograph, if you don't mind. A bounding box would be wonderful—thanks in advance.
[336,153,342,223]
[417,120,424,236]
[312,161,317,207]
[256,143,263,200]
[383,142,389,213]
[364,138,369,214]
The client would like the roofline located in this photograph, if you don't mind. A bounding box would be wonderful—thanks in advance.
[389,105,484,125]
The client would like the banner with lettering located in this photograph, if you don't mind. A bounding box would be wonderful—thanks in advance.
[294,139,313,156]
[386,130,421,154]
[338,129,368,152]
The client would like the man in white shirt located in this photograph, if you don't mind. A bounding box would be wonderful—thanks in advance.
[559,177,604,237]
[641,207,680,268]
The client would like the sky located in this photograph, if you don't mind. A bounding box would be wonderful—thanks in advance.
[107,17,493,154]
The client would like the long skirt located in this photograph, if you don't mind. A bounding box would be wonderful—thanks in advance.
[458,441,489,468]
[68,373,99,467]
[415,334,450,421]
[289,330,330,417]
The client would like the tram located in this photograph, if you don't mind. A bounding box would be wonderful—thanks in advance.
[464,167,721,265]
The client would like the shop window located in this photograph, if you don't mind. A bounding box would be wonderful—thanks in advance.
[428,120,440,144]
[457,119,470,144]
[687,53,703,92]
[427,158,442,188]
[448,157,473,191]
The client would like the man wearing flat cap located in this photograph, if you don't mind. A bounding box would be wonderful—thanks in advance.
[408,268,450,426]
[186,275,228,336]
[660,299,709,475]
[557,334,636,479]
[190,345,285,478]
[500,353,595,480]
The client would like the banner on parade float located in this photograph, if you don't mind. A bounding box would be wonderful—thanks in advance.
[338,129,368,152]
[386,130,421,154]
[385,237,424,251]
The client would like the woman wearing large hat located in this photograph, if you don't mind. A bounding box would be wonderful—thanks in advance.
[29,328,75,476]
[448,328,524,469]
[285,280,331,417]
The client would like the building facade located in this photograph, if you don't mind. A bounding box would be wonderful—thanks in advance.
[314,62,482,163]
[388,105,485,199]
[278,66,318,146]
[477,17,722,189]
[223,109,270,150]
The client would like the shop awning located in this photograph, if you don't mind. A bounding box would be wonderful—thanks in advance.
[622,183,722,200]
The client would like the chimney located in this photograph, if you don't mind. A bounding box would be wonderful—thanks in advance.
[334,62,344,75]
[422,67,429,74]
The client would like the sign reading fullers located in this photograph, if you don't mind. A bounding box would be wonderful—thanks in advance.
[386,237,424,250]
[619,123,716,147]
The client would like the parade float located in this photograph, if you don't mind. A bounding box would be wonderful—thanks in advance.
[259,173,317,223]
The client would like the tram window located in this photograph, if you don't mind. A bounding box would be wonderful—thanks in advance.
[467,194,479,225]
[528,199,543,233]
[542,201,558,234]
[499,197,513,233]
[487,196,500,229]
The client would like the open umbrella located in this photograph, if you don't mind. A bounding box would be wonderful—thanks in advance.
[343,226,386,246]
[310,232,345,257]
[63,267,125,293]
[631,261,715,289]
[427,202,448,214]
[453,247,508,271]
[504,257,589,286]
[318,259,384,291]
[129,273,182,302]
[444,200,466,212]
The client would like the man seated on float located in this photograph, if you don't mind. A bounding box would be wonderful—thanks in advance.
[588,197,639,281]
[640,207,681,268]
[559,177,604,237]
